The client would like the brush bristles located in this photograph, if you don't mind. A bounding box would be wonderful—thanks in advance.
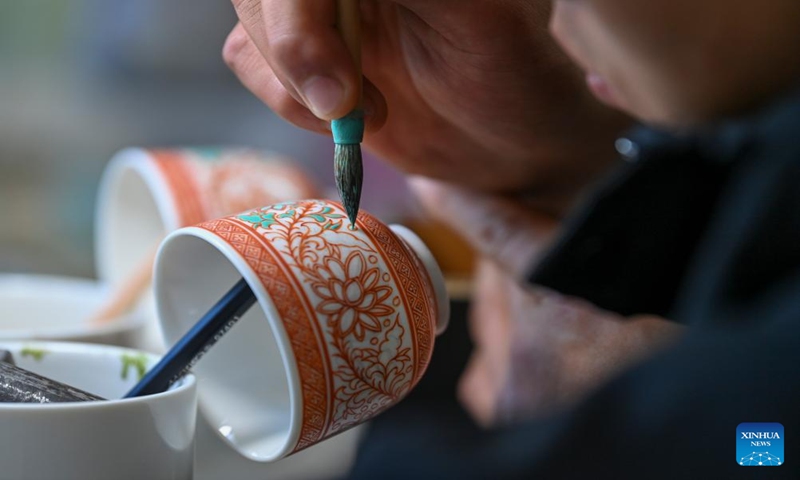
[334,143,363,227]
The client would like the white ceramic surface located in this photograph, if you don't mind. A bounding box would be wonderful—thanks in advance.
[95,149,176,353]
[96,148,177,290]
[0,341,197,480]
[0,274,146,345]
[154,200,449,463]
[194,417,365,480]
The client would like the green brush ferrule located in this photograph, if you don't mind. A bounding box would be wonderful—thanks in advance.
[331,110,364,145]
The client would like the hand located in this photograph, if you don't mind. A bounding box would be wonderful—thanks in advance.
[224,0,630,207]
[411,178,685,426]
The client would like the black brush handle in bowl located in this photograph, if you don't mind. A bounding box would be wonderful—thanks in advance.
[0,362,104,403]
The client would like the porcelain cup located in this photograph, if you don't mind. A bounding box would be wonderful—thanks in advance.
[0,341,197,480]
[95,147,319,352]
[154,199,449,462]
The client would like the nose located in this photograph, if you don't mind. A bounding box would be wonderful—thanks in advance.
[548,1,572,49]
[548,1,585,70]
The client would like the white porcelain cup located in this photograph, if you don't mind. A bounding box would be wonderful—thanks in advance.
[0,274,145,345]
[194,417,365,480]
[95,147,319,352]
[154,199,449,463]
[0,341,197,480]
[96,149,368,479]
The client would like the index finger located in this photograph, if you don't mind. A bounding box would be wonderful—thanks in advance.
[231,0,360,120]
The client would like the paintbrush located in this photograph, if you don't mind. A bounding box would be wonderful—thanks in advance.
[0,361,104,403]
[332,0,364,227]
[124,278,256,398]
[0,349,14,366]
[1,348,105,403]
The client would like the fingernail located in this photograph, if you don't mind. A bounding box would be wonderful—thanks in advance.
[301,76,345,119]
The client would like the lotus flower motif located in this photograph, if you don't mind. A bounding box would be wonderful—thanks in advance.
[314,251,394,341]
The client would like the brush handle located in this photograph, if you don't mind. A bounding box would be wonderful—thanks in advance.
[124,279,256,398]
[332,0,365,144]
[0,362,104,403]
[337,0,362,108]
[0,349,14,366]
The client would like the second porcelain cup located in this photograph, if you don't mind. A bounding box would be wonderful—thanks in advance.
[154,199,449,461]
[95,147,319,352]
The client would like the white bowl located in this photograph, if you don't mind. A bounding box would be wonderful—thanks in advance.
[0,341,197,480]
[0,274,146,345]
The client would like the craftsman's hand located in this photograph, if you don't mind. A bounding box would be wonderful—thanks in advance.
[224,0,629,209]
[411,178,686,426]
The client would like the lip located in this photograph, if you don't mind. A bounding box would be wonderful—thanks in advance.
[585,72,619,108]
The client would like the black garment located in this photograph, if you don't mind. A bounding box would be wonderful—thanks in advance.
[350,92,800,479]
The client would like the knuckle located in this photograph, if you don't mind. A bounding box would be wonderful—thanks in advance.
[222,27,249,70]
[472,201,550,270]
[473,216,512,258]
[269,32,328,76]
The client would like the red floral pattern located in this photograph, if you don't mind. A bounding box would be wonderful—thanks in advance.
[150,149,318,227]
[314,252,394,341]
[232,200,438,443]
[197,218,330,452]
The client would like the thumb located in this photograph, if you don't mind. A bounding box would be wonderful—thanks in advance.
[409,177,558,280]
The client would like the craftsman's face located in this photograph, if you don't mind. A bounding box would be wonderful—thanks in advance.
[550,0,800,128]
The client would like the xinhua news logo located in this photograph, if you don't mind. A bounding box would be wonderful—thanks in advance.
[737,423,784,467]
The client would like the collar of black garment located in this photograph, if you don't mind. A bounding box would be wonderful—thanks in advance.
[527,88,800,317]
[623,87,800,166]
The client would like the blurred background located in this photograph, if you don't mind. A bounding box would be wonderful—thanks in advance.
[0,0,419,278]
[0,4,479,478]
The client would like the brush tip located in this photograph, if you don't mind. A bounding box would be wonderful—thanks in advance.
[334,143,363,228]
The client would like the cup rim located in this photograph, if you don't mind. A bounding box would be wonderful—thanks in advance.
[0,274,146,341]
[0,340,196,410]
[155,226,303,461]
[95,147,181,284]
[389,225,450,334]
